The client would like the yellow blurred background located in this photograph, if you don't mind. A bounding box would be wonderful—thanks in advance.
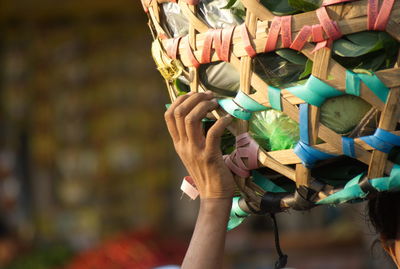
[0,1,396,268]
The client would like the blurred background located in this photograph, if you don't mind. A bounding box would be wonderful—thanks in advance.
[0,1,396,268]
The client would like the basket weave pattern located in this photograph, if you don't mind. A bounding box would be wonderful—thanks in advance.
[143,0,400,213]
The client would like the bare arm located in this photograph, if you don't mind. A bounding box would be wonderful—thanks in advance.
[164,91,236,269]
[182,198,231,269]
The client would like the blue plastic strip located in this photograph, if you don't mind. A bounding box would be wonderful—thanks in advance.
[375,128,400,146]
[294,141,337,168]
[267,86,282,111]
[299,103,310,144]
[360,128,400,154]
[342,137,356,158]
[357,73,389,103]
[345,70,361,96]
[294,104,337,167]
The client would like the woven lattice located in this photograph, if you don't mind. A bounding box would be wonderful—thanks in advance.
[143,0,400,217]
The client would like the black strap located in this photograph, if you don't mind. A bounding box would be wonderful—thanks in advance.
[270,213,288,269]
[358,175,378,198]
[260,193,289,214]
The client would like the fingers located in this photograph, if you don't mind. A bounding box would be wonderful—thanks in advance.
[173,92,214,140]
[206,115,233,152]
[185,99,219,143]
[164,93,193,141]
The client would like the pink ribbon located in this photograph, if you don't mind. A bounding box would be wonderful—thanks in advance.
[241,24,257,58]
[290,25,312,51]
[166,37,182,60]
[224,133,260,178]
[368,0,395,31]
[184,36,200,68]
[201,30,214,64]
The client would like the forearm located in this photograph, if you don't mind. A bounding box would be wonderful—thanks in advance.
[182,198,232,269]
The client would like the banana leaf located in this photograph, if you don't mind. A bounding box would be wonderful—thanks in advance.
[254,49,311,88]
[333,31,399,71]
[320,95,372,134]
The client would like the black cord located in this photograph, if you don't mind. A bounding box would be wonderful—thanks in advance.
[270,213,288,269]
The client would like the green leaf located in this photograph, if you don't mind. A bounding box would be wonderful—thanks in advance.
[222,0,239,9]
[275,49,307,65]
[333,31,398,72]
[333,32,383,57]
[260,0,297,15]
[174,79,190,96]
[288,0,321,12]
[233,8,246,19]
[299,59,313,79]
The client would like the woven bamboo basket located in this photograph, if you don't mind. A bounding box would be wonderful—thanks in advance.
[142,0,400,223]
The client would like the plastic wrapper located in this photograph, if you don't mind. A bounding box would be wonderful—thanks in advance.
[198,0,244,29]
[162,0,244,37]
[162,3,189,37]
[249,109,300,151]
[250,96,372,151]
[199,49,310,97]
[199,62,240,97]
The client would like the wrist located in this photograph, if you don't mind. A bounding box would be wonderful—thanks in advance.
[199,198,232,215]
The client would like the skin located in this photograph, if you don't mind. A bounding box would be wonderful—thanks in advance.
[164,91,234,269]
[164,91,400,268]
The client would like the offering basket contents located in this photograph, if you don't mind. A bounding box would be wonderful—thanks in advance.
[142,0,400,230]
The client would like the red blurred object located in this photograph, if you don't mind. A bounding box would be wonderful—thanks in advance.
[66,229,186,269]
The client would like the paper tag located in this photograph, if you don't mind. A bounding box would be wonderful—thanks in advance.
[181,176,199,200]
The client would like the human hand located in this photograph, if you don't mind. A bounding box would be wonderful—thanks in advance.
[164,91,236,200]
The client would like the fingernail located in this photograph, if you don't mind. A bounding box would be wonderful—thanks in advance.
[211,98,219,105]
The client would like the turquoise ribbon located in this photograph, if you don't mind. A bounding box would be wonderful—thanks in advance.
[227,197,249,231]
[357,73,389,102]
[227,171,295,231]
[345,71,389,102]
[218,91,268,120]
[317,164,400,205]
[268,86,282,111]
[287,72,390,107]
[345,70,361,96]
[287,75,343,107]
[252,171,290,193]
